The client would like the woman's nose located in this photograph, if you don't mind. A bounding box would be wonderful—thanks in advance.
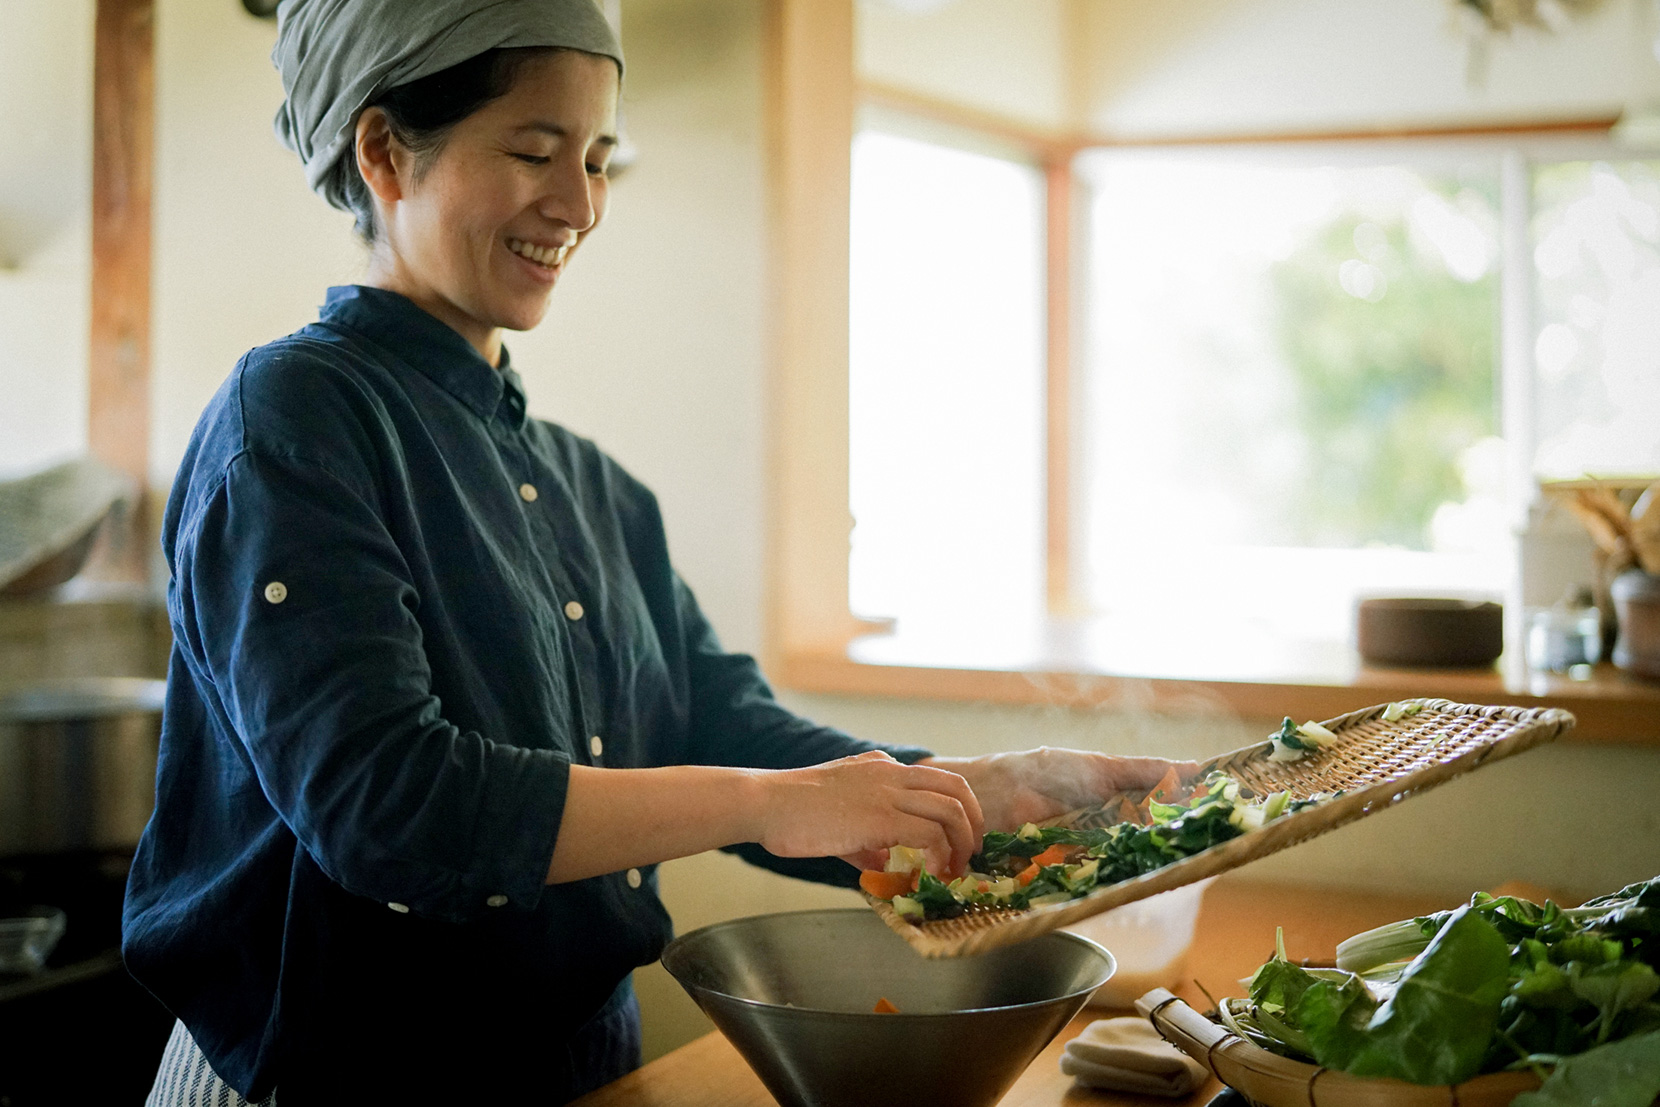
[538,161,598,233]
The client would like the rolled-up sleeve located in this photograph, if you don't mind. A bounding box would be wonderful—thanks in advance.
[173,449,568,923]
[664,573,932,886]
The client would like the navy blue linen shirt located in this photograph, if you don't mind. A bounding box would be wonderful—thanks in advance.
[123,285,928,1101]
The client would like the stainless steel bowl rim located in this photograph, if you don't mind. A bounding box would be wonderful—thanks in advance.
[662,909,1117,1018]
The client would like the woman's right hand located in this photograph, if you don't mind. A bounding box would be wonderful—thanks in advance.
[752,751,985,879]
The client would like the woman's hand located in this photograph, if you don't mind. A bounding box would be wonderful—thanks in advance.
[916,749,1200,833]
[753,751,986,878]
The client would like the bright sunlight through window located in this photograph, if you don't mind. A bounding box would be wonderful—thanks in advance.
[1532,160,1660,479]
[848,131,1046,626]
[1077,149,1512,642]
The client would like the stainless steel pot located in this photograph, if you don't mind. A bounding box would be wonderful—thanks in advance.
[0,678,165,857]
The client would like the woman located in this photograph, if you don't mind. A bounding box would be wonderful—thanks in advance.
[124,2,1183,1103]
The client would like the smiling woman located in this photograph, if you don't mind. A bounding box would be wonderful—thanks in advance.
[120,1,1187,1104]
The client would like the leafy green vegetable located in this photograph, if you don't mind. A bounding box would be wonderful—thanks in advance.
[1233,874,1660,1102]
[1510,1030,1660,1107]
[1300,906,1512,1085]
[1244,931,1363,1060]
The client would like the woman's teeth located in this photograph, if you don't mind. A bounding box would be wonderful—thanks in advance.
[507,238,571,268]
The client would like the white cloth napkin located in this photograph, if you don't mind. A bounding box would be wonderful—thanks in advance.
[1059,1017,1209,1097]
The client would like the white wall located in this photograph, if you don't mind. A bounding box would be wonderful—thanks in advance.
[0,0,93,478]
[151,1,365,493]
[1079,0,1660,137]
[856,0,1074,127]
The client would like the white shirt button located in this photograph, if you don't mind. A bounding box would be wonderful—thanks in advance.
[518,483,538,503]
[564,600,585,620]
[626,868,642,889]
[388,902,409,914]
[263,581,288,604]
[589,735,604,758]
[486,894,509,908]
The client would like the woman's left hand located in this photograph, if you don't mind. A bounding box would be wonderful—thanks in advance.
[916,749,1200,833]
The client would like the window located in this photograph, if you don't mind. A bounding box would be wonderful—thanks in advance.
[845,121,1660,659]
[848,130,1047,626]
[1531,159,1660,480]
[1078,147,1508,643]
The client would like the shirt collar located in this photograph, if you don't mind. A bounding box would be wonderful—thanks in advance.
[318,285,528,428]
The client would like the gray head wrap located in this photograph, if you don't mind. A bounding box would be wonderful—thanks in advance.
[273,0,624,213]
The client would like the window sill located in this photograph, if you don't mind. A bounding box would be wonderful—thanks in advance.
[776,616,1660,746]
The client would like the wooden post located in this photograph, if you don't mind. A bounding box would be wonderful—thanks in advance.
[1044,154,1076,616]
[763,0,865,664]
[88,0,154,580]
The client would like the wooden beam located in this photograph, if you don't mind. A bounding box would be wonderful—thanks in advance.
[89,0,154,579]
[1043,155,1075,615]
[1090,113,1622,149]
[858,78,1617,156]
[764,0,866,662]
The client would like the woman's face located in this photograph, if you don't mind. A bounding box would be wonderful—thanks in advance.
[365,50,620,364]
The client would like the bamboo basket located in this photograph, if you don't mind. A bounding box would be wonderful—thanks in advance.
[1135,988,1544,1107]
[867,699,1575,958]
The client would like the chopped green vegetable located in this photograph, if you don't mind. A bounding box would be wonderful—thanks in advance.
[1266,717,1340,762]
[890,895,924,921]
[907,872,965,920]
[893,770,1336,922]
[1381,700,1425,723]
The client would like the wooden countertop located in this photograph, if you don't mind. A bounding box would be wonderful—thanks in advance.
[573,877,1463,1107]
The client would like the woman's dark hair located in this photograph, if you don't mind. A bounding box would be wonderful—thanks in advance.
[336,46,556,243]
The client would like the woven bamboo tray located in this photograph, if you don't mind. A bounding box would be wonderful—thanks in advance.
[868,699,1575,958]
[1136,988,1543,1107]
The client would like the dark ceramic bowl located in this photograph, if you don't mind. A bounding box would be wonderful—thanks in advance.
[1355,598,1503,668]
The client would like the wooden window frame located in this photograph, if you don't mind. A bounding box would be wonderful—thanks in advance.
[761,0,1659,743]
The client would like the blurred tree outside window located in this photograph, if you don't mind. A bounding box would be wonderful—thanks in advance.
[1531,160,1660,480]
[848,130,1660,646]
[1077,150,1511,641]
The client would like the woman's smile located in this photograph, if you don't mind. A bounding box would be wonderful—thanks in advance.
[505,236,574,271]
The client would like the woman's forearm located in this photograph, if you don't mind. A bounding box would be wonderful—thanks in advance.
[543,751,986,884]
[545,763,767,883]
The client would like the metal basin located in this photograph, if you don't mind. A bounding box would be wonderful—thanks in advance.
[661,908,1114,1107]
[0,678,164,857]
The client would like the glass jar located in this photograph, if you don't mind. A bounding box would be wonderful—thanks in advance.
[1525,589,1602,676]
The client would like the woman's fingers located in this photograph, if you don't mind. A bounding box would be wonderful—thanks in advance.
[901,762,985,843]
[890,789,978,877]
[755,753,984,877]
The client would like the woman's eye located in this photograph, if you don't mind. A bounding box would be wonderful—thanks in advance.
[512,153,550,165]
[586,163,609,178]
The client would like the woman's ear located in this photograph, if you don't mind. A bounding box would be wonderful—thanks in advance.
[354,107,404,205]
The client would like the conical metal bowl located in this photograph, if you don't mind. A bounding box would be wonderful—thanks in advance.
[661,908,1114,1107]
